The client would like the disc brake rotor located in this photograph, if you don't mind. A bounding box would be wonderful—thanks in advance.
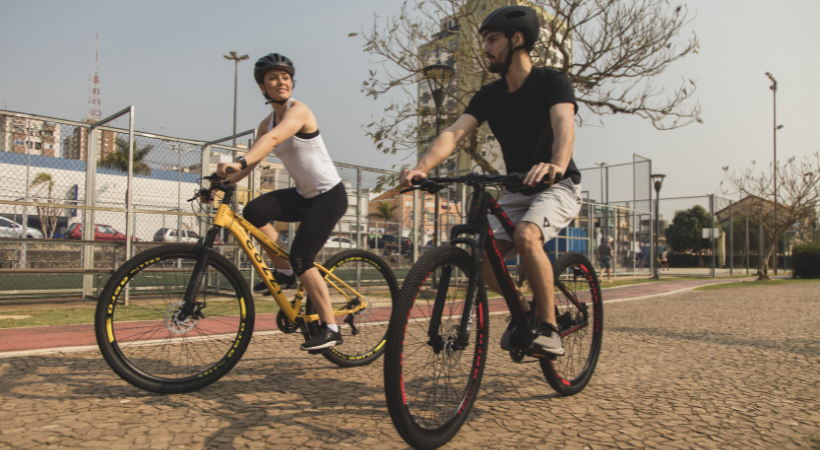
[164,301,199,334]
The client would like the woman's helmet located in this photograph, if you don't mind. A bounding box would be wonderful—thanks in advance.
[254,53,295,104]
[254,53,295,85]
[478,5,540,51]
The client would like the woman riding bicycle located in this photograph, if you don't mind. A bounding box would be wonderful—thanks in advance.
[215,53,347,351]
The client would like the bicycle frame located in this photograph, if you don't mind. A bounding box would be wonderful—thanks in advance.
[197,199,369,325]
[432,181,589,354]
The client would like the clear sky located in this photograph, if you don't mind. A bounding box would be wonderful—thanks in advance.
[2,0,818,210]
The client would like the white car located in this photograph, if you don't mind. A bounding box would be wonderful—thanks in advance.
[323,237,357,249]
[0,217,44,239]
[153,228,200,243]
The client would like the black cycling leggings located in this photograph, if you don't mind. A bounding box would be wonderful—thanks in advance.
[243,182,348,276]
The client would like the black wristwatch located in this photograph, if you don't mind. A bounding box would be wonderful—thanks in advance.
[235,156,248,170]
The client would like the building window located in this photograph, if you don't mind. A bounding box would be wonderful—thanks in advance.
[43,131,53,136]
[426,213,435,223]
[14,139,25,146]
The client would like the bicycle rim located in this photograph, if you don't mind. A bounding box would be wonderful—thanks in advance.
[94,244,254,393]
[384,246,487,449]
[318,250,398,367]
[540,252,603,396]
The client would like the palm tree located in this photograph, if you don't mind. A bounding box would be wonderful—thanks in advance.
[369,201,398,222]
[97,137,153,175]
[30,172,64,238]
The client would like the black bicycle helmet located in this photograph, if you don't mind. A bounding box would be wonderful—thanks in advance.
[478,5,540,50]
[254,53,295,85]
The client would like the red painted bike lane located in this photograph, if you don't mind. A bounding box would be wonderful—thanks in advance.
[0,277,752,355]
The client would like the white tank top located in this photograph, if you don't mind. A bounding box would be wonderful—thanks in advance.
[268,98,342,198]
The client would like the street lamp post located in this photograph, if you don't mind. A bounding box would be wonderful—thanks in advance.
[651,174,666,279]
[422,63,455,247]
[224,51,250,146]
[765,72,783,274]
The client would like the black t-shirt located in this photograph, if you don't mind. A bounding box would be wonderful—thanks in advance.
[464,66,582,195]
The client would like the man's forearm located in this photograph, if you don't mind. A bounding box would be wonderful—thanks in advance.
[413,132,457,173]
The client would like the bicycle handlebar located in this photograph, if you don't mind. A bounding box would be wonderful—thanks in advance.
[400,172,562,194]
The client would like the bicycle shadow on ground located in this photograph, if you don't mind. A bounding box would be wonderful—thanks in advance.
[0,342,397,449]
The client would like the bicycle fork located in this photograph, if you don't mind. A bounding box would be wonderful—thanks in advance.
[178,226,221,319]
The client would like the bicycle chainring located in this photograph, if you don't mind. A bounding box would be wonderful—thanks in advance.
[276,310,299,334]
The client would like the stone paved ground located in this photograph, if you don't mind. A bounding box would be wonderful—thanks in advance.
[1,283,819,449]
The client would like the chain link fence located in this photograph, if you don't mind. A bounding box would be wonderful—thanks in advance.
[1,108,651,300]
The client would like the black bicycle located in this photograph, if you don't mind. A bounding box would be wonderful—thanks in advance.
[383,173,603,449]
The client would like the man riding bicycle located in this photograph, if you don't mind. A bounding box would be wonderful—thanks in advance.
[399,5,583,355]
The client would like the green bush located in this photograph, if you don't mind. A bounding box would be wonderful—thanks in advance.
[792,243,820,279]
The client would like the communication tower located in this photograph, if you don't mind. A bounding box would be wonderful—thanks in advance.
[87,34,102,123]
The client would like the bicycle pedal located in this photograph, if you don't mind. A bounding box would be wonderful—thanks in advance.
[306,349,324,355]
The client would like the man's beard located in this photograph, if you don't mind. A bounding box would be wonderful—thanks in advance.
[487,44,511,74]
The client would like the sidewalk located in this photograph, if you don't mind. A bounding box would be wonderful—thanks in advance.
[0,277,754,356]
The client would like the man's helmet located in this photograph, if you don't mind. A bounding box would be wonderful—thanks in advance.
[478,5,540,51]
[254,53,295,84]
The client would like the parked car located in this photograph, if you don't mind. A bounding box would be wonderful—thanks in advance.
[324,236,357,249]
[0,217,44,239]
[153,228,201,243]
[65,223,139,241]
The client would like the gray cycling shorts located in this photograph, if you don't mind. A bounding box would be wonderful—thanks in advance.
[487,178,583,259]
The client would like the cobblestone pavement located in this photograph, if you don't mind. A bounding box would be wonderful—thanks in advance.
[1,283,818,449]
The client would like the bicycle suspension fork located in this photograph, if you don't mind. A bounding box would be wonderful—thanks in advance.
[179,226,221,317]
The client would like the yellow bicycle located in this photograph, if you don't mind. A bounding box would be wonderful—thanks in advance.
[94,175,397,393]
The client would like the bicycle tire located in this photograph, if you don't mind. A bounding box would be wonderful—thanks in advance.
[384,245,488,450]
[94,244,255,394]
[540,252,603,396]
[305,250,397,367]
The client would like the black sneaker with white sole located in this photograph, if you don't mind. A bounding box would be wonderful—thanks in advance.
[300,325,343,351]
[253,271,298,294]
[531,322,564,355]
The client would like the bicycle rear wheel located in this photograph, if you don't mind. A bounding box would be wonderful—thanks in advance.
[94,244,255,394]
[310,250,397,367]
[540,252,603,395]
[384,245,488,450]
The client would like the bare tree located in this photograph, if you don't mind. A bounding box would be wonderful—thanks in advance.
[356,0,701,177]
[722,153,820,279]
[30,173,65,239]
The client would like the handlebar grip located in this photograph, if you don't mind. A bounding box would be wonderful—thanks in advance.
[225,167,235,174]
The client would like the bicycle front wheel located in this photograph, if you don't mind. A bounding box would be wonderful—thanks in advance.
[94,244,255,394]
[384,245,488,450]
[311,250,397,367]
[540,252,603,396]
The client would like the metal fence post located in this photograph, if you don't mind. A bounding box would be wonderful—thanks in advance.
[82,125,97,298]
[710,194,715,278]
[356,168,363,288]
[356,168,362,249]
[124,106,135,262]
[729,202,734,275]
[745,215,750,274]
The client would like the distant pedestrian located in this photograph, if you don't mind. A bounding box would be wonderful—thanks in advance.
[662,248,669,270]
[597,237,614,282]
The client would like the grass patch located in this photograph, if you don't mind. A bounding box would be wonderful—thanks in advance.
[0,298,283,329]
[695,278,820,292]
